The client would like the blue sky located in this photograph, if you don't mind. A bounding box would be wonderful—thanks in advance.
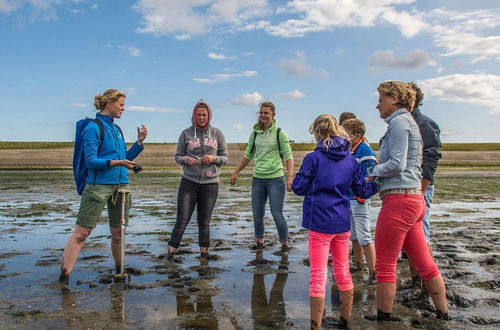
[1,0,499,143]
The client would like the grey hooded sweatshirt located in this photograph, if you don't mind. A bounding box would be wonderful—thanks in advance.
[175,101,228,184]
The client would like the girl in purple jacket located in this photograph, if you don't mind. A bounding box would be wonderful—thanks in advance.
[292,114,377,329]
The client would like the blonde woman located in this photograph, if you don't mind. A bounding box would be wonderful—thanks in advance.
[60,89,147,284]
[292,114,377,329]
[230,102,294,251]
[365,81,449,321]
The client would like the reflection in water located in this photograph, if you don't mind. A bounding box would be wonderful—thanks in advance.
[331,284,375,309]
[60,281,127,327]
[175,258,219,330]
[110,282,126,322]
[251,251,289,329]
[176,294,218,329]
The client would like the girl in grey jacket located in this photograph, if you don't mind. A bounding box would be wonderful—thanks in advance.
[167,101,228,260]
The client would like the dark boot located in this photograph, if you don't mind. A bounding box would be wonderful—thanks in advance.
[364,310,402,322]
[59,269,69,285]
[436,310,451,320]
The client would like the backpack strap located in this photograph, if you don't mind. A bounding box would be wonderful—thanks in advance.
[91,118,105,157]
[276,127,282,159]
[92,118,105,146]
[250,131,258,155]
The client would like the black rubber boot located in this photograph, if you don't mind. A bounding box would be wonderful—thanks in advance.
[436,310,451,320]
[364,310,402,322]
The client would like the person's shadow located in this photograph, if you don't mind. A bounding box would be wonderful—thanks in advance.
[251,250,289,329]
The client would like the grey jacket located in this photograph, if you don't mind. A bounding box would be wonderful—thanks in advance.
[175,101,228,184]
[411,107,441,184]
[370,109,423,192]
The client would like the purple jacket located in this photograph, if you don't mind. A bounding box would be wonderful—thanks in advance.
[292,137,378,234]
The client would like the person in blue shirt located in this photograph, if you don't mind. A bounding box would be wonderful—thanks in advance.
[342,118,377,283]
[59,89,147,284]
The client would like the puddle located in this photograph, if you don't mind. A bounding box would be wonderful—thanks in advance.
[0,170,499,329]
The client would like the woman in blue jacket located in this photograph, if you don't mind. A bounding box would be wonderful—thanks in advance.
[292,114,377,329]
[59,89,147,284]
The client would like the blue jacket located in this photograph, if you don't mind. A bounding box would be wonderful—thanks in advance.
[411,107,441,184]
[83,113,144,185]
[292,137,378,234]
[347,141,377,200]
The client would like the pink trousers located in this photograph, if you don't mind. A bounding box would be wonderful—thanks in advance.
[309,230,353,298]
[375,193,440,283]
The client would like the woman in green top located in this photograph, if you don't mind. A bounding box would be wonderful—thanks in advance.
[230,102,294,251]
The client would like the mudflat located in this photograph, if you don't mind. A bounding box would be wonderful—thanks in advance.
[0,170,499,329]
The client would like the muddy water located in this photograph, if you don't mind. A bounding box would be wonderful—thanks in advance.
[0,170,499,329]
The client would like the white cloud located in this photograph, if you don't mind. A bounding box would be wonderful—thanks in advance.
[266,0,418,38]
[91,3,98,10]
[232,124,248,130]
[127,106,186,113]
[426,9,500,63]
[380,9,428,38]
[279,52,328,78]
[276,89,305,100]
[287,89,305,99]
[208,52,236,60]
[70,103,87,108]
[369,49,435,70]
[419,73,500,114]
[118,45,142,56]
[193,70,257,83]
[134,0,269,37]
[233,92,263,106]
[69,8,83,15]
[0,0,21,13]
[122,87,137,95]
[440,128,465,137]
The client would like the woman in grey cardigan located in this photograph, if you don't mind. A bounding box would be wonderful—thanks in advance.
[365,81,449,322]
[167,100,228,260]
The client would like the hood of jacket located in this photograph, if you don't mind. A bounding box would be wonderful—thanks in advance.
[314,136,350,161]
[191,100,212,128]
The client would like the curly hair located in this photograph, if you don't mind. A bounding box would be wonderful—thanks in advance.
[409,81,424,108]
[377,81,416,111]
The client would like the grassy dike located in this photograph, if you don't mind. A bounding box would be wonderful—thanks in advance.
[2,141,500,151]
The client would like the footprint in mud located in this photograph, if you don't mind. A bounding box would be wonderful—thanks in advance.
[397,290,435,313]
[479,255,497,265]
[444,269,475,279]
[35,257,60,267]
[468,315,500,326]
[447,291,476,308]
[465,245,493,253]
[468,280,500,291]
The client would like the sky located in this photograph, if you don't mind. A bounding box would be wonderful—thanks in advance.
[0,0,499,143]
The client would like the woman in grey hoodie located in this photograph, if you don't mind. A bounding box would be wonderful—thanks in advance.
[167,100,228,260]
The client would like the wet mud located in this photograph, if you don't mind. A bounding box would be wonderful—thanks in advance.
[0,170,499,329]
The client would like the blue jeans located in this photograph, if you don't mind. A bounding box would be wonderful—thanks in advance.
[251,176,288,243]
[349,199,373,246]
[422,185,434,241]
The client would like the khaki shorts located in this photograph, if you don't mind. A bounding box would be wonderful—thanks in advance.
[76,184,131,229]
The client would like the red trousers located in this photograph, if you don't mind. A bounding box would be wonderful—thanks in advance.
[309,230,353,298]
[375,193,440,283]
